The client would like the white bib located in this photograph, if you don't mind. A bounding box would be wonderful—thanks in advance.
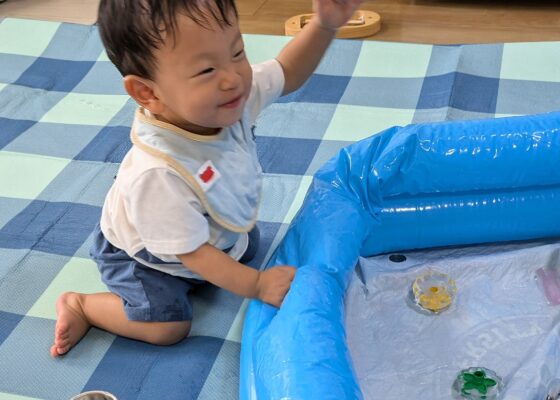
[131,108,261,233]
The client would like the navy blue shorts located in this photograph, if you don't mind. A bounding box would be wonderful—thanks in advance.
[90,224,260,322]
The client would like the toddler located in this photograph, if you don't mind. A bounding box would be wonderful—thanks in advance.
[51,0,362,357]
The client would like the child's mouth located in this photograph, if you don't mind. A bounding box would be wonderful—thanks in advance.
[220,95,242,109]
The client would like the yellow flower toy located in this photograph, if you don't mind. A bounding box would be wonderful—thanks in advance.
[412,270,457,313]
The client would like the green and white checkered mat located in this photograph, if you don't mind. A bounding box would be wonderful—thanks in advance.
[0,17,559,400]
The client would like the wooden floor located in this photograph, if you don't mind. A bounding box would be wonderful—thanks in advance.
[1,0,559,44]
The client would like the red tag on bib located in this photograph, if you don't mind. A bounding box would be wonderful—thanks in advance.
[196,160,221,191]
[200,166,214,183]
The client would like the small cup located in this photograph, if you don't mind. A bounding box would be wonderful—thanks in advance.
[70,391,118,400]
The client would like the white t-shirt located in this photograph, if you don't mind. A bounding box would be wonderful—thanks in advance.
[99,59,285,278]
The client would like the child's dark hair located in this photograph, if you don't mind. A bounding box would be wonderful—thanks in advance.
[97,0,238,79]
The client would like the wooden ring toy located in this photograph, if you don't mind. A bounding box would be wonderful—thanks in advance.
[285,10,381,39]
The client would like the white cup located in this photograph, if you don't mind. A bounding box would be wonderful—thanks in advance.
[70,391,118,400]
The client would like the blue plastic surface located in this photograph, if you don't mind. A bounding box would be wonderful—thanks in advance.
[240,112,560,399]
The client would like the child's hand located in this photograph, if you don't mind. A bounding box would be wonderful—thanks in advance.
[255,266,296,308]
[313,0,364,32]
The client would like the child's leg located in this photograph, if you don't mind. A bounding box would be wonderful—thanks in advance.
[50,291,191,357]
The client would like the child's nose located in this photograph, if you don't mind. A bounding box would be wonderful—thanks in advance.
[219,68,241,91]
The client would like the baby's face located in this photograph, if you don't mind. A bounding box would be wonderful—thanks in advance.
[152,11,252,134]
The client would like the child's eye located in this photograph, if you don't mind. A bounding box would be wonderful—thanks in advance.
[234,49,245,59]
[197,67,215,76]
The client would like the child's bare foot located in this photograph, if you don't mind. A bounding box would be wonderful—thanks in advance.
[50,292,91,357]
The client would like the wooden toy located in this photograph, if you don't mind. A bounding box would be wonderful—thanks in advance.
[285,10,381,39]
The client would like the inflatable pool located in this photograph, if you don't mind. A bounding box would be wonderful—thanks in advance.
[240,112,560,399]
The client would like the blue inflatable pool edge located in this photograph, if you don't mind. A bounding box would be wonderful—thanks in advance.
[240,112,560,399]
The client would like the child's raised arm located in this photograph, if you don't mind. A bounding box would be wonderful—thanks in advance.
[178,245,295,308]
[276,0,363,95]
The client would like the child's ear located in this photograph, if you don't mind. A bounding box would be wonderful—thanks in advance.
[123,75,165,114]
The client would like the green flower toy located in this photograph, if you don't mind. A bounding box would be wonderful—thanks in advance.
[452,367,503,399]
